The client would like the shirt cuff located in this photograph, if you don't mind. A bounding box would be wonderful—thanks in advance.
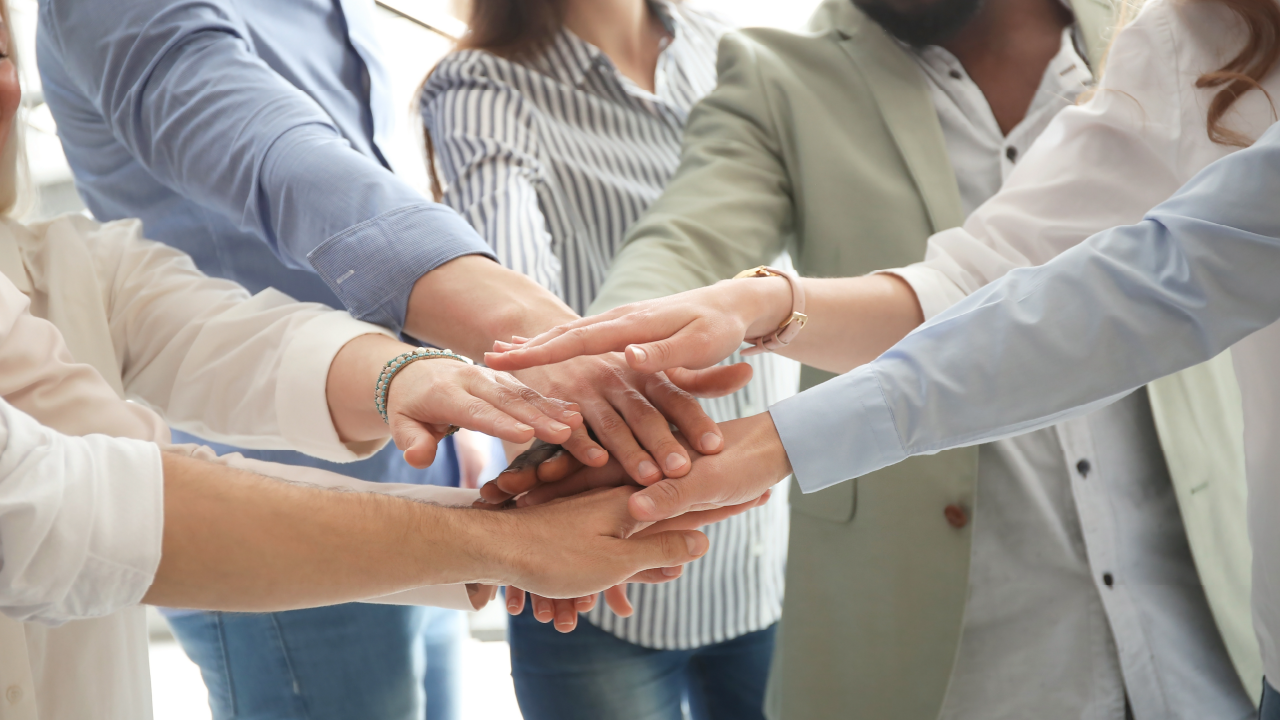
[276,311,395,463]
[307,204,496,333]
[767,368,907,493]
[875,265,968,322]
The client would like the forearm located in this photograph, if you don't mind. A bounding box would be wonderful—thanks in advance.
[145,452,505,611]
[404,255,578,359]
[776,275,924,373]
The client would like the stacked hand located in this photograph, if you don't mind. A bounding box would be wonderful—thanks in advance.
[475,484,771,629]
[481,411,790,631]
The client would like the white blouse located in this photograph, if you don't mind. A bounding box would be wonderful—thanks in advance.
[0,216,478,720]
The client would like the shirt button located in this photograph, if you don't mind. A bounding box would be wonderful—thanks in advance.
[6,684,22,704]
[1076,459,1092,477]
[949,68,963,80]
[943,504,968,529]
[1103,572,1115,587]
[1005,146,1019,163]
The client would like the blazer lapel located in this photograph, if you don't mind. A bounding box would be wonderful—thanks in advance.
[826,3,967,233]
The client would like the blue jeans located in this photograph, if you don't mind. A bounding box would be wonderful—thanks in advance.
[1262,678,1280,720]
[164,438,476,720]
[509,605,777,720]
[167,604,462,720]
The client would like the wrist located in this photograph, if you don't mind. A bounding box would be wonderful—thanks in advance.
[405,257,578,358]
[419,505,517,586]
[740,275,794,339]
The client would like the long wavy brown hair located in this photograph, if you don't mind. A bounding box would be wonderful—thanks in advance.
[1194,0,1280,145]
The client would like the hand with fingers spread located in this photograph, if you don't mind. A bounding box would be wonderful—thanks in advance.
[325,334,584,469]
[505,352,751,487]
[485,276,793,376]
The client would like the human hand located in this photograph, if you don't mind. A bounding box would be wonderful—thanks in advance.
[384,353,582,469]
[327,334,585,469]
[506,353,750,485]
[485,277,792,375]
[626,413,792,523]
[498,490,771,631]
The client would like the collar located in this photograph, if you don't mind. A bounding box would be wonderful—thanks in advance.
[537,0,681,88]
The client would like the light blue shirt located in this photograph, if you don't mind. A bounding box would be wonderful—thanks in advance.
[35,0,493,333]
[768,120,1280,492]
[35,0,492,486]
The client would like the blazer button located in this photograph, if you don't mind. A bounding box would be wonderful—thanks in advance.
[944,504,968,529]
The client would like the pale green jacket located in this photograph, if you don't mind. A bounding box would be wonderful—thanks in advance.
[590,0,1259,716]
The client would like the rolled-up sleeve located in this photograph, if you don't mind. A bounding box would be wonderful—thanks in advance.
[0,399,163,625]
[39,0,494,333]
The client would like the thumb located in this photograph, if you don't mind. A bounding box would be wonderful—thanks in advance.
[624,530,709,573]
[392,416,443,469]
[629,476,699,522]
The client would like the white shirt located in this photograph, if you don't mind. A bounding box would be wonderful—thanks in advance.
[0,216,479,720]
[902,23,1249,720]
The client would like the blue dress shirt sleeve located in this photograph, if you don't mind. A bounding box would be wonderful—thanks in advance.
[37,0,494,332]
[770,121,1280,493]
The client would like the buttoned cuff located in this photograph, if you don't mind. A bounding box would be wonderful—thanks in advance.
[276,312,395,463]
[874,265,968,322]
[307,204,496,333]
[768,369,906,493]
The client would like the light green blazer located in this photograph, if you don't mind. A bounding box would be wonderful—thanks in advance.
[590,1,1259,716]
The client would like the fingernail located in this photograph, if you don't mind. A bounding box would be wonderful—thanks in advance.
[685,533,704,555]
[556,613,575,631]
[665,453,687,473]
[662,566,681,577]
[575,597,592,610]
[633,494,657,518]
[507,597,520,611]
[586,447,607,461]
[701,432,723,452]
[550,422,570,432]
[563,410,581,419]
[515,423,533,432]
[494,341,514,351]
[638,460,659,480]
[628,345,647,363]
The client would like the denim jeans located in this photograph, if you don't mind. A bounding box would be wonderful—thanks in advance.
[163,438,479,720]
[167,604,465,720]
[509,605,777,720]
[1262,677,1280,720]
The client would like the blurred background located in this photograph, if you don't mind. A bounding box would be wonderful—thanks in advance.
[8,0,822,717]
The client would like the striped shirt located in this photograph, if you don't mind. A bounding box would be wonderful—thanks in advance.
[422,2,797,650]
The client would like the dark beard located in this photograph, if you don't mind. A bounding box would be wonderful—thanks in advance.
[853,0,986,46]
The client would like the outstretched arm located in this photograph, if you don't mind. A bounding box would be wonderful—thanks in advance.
[630,119,1280,520]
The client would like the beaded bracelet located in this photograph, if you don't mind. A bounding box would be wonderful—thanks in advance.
[375,347,473,426]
